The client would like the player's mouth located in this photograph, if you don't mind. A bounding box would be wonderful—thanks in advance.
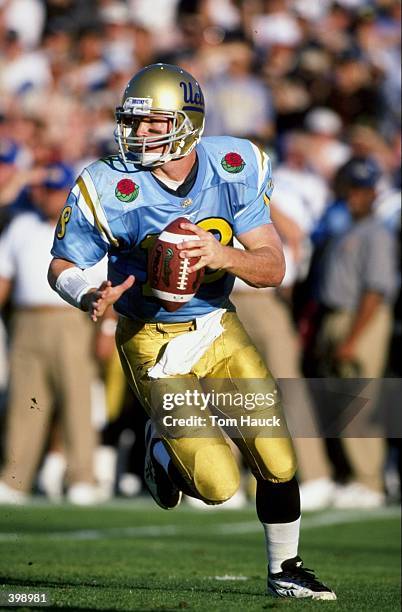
[132,136,167,152]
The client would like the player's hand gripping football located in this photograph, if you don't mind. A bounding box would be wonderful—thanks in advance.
[81,275,135,322]
[177,222,228,272]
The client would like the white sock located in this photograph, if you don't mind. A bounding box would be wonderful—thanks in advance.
[153,440,171,474]
[263,517,301,574]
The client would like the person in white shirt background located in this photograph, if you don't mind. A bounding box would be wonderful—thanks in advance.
[0,162,101,505]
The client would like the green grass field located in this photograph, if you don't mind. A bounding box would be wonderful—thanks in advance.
[0,500,400,611]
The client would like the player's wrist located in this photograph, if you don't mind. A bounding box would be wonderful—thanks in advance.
[221,245,247,273]
[218,245,236,271]
[79,289,97,312]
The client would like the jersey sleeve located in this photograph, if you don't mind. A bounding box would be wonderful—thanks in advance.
[232,143,273,236]
[51,180,109,267]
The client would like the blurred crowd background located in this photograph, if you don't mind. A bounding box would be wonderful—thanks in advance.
[0,0,400,509]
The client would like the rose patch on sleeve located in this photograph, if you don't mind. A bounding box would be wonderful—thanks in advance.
[115,179,139,202]
[221,152,246,173]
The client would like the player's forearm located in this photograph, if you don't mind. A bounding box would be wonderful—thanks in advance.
[48,258,76,290]
[221,245,285,288]
[48,258,96,309]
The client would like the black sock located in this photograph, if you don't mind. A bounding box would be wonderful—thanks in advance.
[256,477,301,524]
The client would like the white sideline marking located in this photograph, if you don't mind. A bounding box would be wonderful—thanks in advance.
[213,575,248,581]
[0,507,399,543]
[218,506,401,535]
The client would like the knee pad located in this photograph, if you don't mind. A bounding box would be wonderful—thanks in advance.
[254,436,297,483]
[193,443,240,504]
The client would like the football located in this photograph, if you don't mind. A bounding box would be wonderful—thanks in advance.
[148,217,205,311]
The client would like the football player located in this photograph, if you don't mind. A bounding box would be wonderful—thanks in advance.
[48,63,336,600]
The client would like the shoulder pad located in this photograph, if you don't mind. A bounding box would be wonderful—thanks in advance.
[85,155,142,179]
[201,136,267,182]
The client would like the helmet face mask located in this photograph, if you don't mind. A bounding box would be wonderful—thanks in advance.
[115,64,205,167]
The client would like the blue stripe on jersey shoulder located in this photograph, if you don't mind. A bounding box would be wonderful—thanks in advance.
[97,155,141,174]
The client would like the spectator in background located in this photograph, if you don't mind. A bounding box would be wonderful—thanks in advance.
[274,131,330,229]
[0,29,51,98]
[100,3,137,74]
[44,0,101,35]
[313,1,355,54]
[128,0,180,55]
[0,138,39,227]
[291,46,333,109]
[205,40,275,142]
[327,49,384,129]
[0,163,99,505]
[316,157,398,508]
[249,1,310,137]
[2,0,45,49]
[304,107,350,182]
[250,0,303,53]
[353,5,401,139]
[312,150,400,250]
[65,28,111,95]
[0,120,61,225]
[348,123,400,189]
[0,140,23,210]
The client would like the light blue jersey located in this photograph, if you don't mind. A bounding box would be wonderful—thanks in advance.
[51,136,273,322]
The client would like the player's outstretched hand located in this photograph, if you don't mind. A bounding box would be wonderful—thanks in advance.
[82,275,135,322]
[178,222,228,272]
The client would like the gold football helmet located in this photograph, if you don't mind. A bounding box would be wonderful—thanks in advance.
[115,63,205,166]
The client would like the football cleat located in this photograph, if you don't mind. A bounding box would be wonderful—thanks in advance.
[144,420,182,510]
[268,556,337,600]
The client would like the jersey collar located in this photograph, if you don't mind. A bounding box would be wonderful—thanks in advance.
[147,144,207,205]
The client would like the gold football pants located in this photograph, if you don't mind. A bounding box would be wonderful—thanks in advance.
[116,311,297,504]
